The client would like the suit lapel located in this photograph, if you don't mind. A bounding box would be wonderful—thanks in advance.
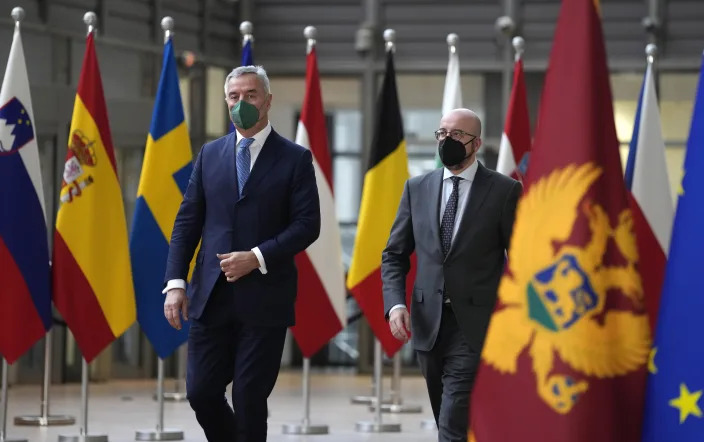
[238,129,282,202]
[221,132,237,216]
[427,168,444,255]
[446,162,493,259]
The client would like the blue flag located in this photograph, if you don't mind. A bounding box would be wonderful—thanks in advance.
[642,53,704,441]
[242,39,254,66]
[130,37,193,359]
[624,78,645,190]
[228,40,255,133]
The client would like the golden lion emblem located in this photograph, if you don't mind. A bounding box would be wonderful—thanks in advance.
[482,163,650,414]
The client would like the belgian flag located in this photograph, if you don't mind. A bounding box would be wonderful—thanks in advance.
[347,48,413,356]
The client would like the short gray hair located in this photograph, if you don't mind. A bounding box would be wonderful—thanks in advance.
[224,65,271,96]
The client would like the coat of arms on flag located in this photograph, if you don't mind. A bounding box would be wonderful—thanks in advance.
[0,97,33,154]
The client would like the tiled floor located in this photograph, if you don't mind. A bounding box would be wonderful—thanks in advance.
[3,370,437,441]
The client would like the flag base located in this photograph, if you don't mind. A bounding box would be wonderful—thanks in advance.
[282,422,328,435]
[14,414,75,426]
[369,403,423,413]
[135,428,184,441]
[58,435,108,442]
[355,421,401,432]
[350,395,392,405]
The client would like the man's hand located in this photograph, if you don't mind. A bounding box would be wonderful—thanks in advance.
[389,308,411,343]
[164,288,188,330]
[217,251,260,282]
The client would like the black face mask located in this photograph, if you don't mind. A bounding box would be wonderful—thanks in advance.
[438,137,472,167]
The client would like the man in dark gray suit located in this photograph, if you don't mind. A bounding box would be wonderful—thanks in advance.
[382,109,521,441]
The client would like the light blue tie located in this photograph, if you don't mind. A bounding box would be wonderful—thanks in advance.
[236,138,254,198]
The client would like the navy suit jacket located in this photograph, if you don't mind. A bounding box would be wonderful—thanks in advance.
[164,129,321,326]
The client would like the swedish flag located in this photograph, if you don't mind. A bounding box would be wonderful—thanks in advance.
[130,36,193,359]
[642,53,704,441]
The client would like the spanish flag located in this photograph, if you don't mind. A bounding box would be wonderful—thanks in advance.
[130,35,192,359]
[53,33,136,363]
[471,0,649,440]
[347,48,413,357]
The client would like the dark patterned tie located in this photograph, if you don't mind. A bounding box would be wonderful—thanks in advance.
[440,176,462,256]
[236,137,255,198]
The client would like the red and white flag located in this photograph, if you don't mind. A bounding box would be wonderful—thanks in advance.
[625,62,673,331]
[291,45,347,357]
[496,58,531,181]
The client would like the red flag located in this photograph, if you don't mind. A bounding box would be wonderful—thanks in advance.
[470,0,650,440]
[496,58,531,181]
[291,46,347,357]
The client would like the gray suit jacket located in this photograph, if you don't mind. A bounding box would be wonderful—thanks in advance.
[381,162,521,352]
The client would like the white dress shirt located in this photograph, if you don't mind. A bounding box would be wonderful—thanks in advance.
[163,123,272,294]
[389,160,479,314]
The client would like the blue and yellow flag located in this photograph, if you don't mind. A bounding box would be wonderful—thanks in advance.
[130,36,193,359]
[642,53,704,442]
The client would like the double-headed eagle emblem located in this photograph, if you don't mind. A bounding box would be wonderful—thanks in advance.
[482,163,650,414]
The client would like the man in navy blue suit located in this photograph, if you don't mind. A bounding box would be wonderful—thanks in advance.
[162,65,321,441]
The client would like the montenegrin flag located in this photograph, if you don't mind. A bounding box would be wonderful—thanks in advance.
[471,0,650,440]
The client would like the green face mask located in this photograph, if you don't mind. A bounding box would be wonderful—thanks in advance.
[230,100,261,130]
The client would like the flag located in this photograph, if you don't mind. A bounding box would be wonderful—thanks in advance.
[129,37,193,359]
[347,50,413,357]
[471,0,650,440]
[53,33,136,363]
[437,40,463,167]
[290,45,346,357]
[496,57,531,181]
[623,62,672,332]
[0,21,51,363]
[641,52,704,442]
[228,39,255,134]
[242,39,254,66]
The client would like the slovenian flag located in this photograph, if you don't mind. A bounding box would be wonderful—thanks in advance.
[0,18,52,364]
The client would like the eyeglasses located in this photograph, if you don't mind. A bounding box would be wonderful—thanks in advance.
[434,128,477,141]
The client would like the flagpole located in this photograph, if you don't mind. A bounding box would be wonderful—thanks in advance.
[495,14,516,121]
[355,339,401,432]
[369,352,422,413]
[161,345,187,402]
[14,330,75,426]
[136,358,184,441]
[240,20,253,51]
[58,358,107,442]
[646,43,657,66]
[513,36,525,63]
[1,359,27,442]
[281,29,332,438]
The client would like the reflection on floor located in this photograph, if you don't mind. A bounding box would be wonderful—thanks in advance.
[4,370,438,441]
